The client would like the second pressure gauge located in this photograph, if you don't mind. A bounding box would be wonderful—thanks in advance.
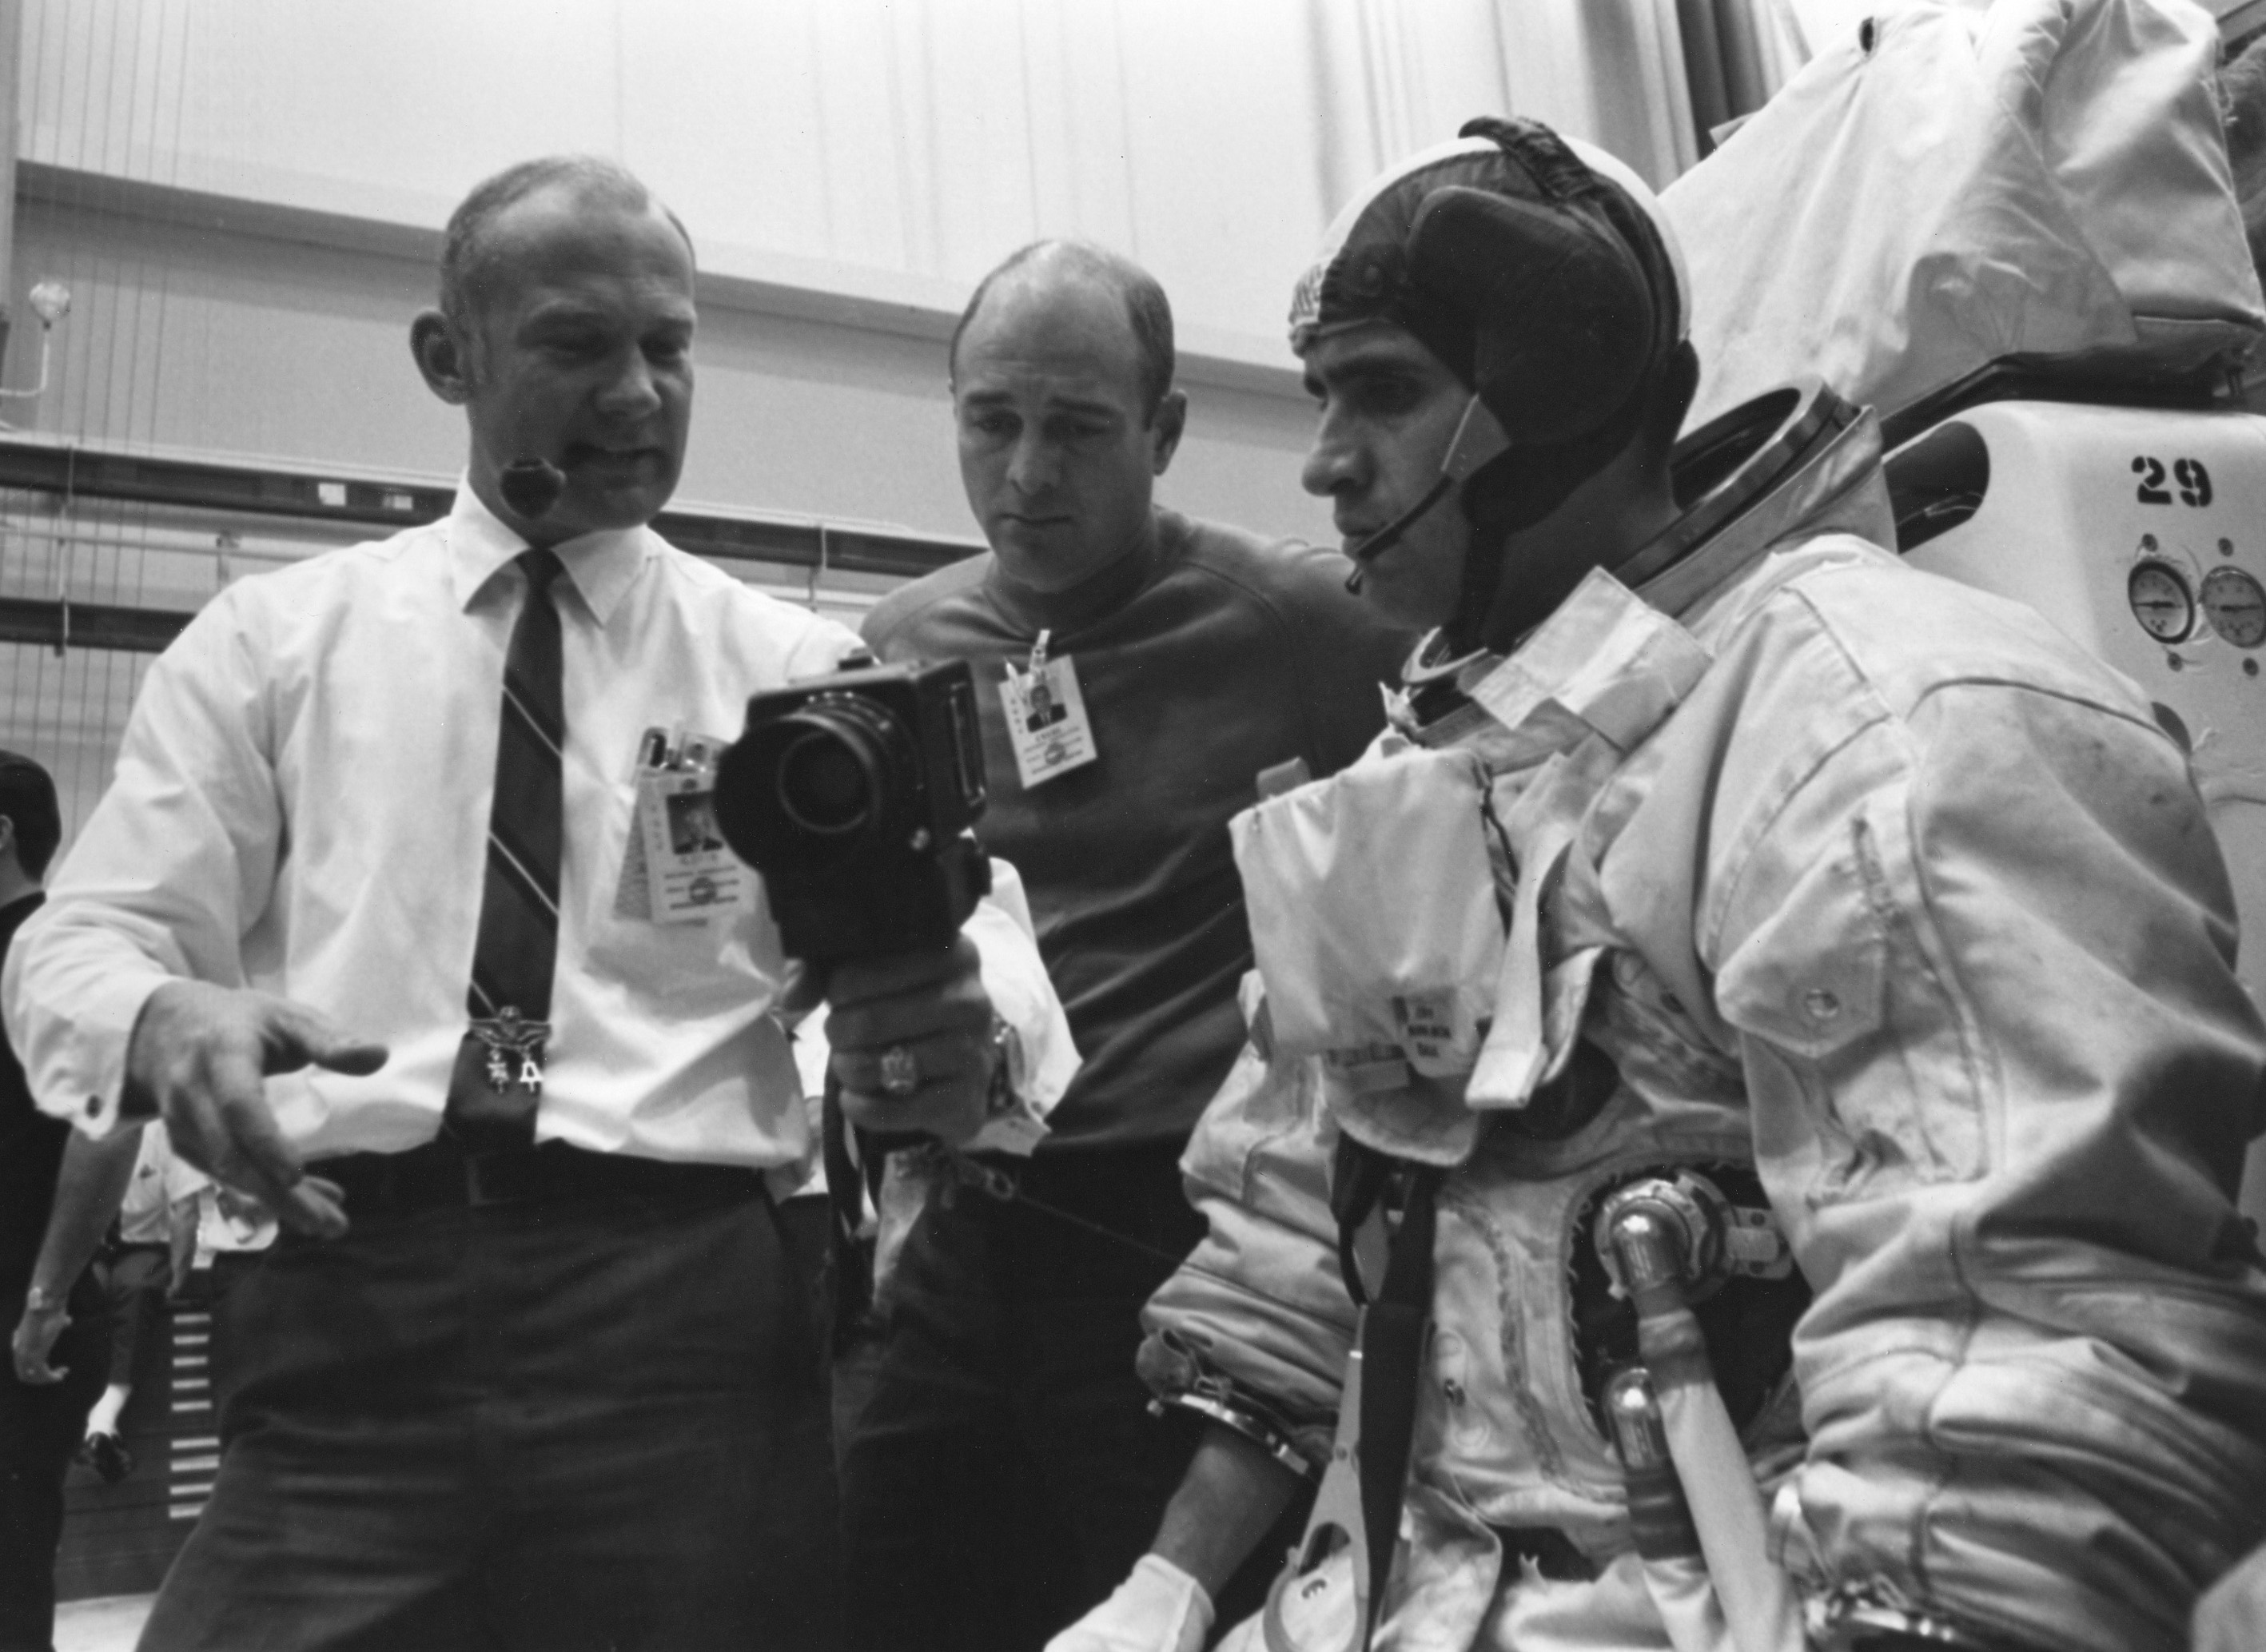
[2203,566,2266,649]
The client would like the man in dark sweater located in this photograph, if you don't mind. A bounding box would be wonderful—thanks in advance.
[0,752,102,1652]
[837,241,1409,1652]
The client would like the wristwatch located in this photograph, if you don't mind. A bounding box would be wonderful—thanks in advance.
[21,1282,66,1316]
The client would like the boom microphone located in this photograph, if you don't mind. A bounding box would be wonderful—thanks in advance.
[500,456,567,521]
[1343,476,1455,592]
[1342,396,1511,595]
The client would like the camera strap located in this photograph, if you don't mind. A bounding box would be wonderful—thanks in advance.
[819,1075,877,1349]
[819,1076,1317,1347]
[819,1055,1448,1343]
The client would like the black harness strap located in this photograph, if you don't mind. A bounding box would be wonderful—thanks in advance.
[1332,1134,1445,1644]
[1328,1134,1395,1309]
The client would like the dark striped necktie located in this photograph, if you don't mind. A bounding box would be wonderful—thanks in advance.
[443,547,567,1152]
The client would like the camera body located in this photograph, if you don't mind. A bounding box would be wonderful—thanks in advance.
[714,656,990,961]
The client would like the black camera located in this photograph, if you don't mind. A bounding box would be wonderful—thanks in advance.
[714,656,990,961]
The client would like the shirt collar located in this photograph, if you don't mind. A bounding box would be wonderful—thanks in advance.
[444,477,653,625]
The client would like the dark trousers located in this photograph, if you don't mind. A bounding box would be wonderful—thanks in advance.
[0,1272,106,1652]
[838,1140,1248,1652]
[94,1245,170,1391]
[140,1180,841,1652]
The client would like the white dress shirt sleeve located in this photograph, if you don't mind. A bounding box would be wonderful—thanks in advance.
[3,591,282,1136]
[967,857,1078,1113]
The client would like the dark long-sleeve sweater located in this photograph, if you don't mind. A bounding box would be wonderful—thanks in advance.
[863,508,1409,1152]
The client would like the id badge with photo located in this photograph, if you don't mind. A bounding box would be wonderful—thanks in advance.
[998,629,1097,789]
[613,726,748,923]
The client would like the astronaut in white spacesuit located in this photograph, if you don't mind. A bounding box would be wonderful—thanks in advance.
[1051,118,2266,1652]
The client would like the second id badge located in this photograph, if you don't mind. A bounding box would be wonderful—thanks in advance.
[614,728,748,923]
[998,629,1097,789]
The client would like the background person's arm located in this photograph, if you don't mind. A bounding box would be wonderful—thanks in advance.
[11,1125,143,1382]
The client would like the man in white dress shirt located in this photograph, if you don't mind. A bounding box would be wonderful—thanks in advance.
[1,155,1066,1652]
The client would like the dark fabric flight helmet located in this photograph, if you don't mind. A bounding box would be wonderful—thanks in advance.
[1290,117,1694,645]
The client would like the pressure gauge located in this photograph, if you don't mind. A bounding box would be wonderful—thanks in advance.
[2202,567,2266,649]
[2128,561,2194,643]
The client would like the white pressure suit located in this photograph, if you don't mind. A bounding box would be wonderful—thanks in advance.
[1139,384,2266,1652]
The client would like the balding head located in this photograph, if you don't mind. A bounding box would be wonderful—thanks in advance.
[412,156,699,544]
[949,241,1188,595]
[950,241,1176,424]
[439,156,694,340]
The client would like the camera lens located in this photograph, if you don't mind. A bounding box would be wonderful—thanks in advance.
[713,692,910,874]
[778,730,870,834]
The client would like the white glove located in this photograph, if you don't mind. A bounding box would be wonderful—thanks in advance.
[1046,1554,1215,1652]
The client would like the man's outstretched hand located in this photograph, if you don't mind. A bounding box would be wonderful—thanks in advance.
[125,980,388,1239]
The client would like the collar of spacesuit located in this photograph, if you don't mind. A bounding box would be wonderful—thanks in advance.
[1429,568,1714,763]
[1392,379,1891,758]
[1623,376,1894,621]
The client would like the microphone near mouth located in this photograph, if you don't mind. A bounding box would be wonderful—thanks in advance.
[1343,476,1456,593]
[1340,396,1511,595]
[500,457,567,522]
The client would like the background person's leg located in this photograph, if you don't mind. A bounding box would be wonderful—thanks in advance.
[80,1245,166,1483]
[0,1288,103,1652]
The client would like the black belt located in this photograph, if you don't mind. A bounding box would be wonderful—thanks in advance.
[313,1138,765,1216]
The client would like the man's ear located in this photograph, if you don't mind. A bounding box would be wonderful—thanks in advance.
[1149,388,1188,476]
[411,309,472,405]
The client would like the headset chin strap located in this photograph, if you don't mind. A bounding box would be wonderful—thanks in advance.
[1343,396,1511,595]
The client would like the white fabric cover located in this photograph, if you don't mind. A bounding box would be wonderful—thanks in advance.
[1231,746,1504,1081]
[1662,0,2264,430]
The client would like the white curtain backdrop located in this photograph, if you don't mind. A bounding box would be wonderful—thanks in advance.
[14,0,1819,349]
[1498,0,1702,186]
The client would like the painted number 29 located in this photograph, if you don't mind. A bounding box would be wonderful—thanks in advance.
[2133,455,2213,508]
